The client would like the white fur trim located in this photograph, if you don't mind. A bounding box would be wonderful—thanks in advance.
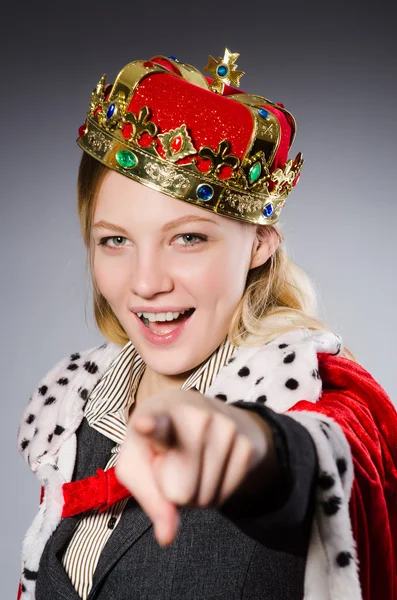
[288,412,361,599]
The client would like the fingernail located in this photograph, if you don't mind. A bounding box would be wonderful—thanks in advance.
[156,521,170,546]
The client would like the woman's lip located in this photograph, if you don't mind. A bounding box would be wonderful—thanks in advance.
[130,309,195,346]
[131,307,194,314]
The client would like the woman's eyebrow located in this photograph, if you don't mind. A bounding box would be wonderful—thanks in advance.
[93,216,220,235]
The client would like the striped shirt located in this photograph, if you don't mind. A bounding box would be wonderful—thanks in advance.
[62,335,237,599]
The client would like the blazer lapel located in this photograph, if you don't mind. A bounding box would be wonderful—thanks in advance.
[88,498,153,598]
[53,416,154,598]
[45,418,117,596]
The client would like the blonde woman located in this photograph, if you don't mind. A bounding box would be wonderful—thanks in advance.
[17,50,397,600]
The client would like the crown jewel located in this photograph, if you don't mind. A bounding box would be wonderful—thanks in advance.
[77,49,303,226]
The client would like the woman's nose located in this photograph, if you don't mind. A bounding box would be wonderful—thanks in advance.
[129,250,173,298]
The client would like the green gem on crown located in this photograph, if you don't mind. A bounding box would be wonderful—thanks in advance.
[248,161,261,183]
[116,150,138,169]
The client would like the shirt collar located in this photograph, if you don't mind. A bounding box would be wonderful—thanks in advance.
[85,336,237,444]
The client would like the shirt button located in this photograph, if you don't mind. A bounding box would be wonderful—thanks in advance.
[107,517,117,530]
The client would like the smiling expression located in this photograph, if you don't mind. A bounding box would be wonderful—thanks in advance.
[92,170,276,377]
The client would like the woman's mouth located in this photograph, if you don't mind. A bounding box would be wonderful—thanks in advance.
[132,308,196,346]
[140,308,195,334]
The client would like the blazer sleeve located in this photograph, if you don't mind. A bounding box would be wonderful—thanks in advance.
[218,400,318,555]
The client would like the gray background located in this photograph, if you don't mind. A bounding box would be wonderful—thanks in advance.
[2,0,396,595]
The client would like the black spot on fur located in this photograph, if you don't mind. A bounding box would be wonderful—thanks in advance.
[33,428,39,436]
[38,385,48,396]
[80,388,89,401]
[311,368,321,379]
[283,352,296,364]
[21,583,26,592]
[57,377,69,386]
[23,568,38,581]
[47,434,53,443]
[337,457,347,476]
[285,378,299,390]
[84,361,99,374]
[256,395,267,404]
[26,414,35,425]
[67,363,79,371]
[20,439,30,451]
[320,423,330,438]
[54,425,65,436]
[44,396,56,406]
[336,551,353,567]
[322,495,342,516]
[227,356,236,364]
[278,343,289,349]
[238,366,250,377]
[318,472,336,490]
[215,394,227,401]
[70,352,80,361]
[52,464,59,471]
[255,376,264,385]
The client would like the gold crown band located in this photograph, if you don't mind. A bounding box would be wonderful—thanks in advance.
[78,116,303,225]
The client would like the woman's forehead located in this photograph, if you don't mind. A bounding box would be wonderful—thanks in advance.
[94,170,236,230]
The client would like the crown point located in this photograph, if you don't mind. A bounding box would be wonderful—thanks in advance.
[293,173,301,187]
[204,48,245,94]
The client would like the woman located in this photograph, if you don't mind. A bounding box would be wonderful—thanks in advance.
[17,49,397,600]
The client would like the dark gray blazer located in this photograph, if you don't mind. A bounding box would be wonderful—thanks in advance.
[35,402,317,600]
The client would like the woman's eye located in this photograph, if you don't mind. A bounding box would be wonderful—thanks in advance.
[175,234,207,247]
[98,234,207,250]
[98,236,130,249]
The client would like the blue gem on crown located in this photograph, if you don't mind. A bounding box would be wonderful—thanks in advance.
[216,64,229,77]
[107,103,116,119]
[258,108,269,119]
[263,204,274,218]
[197,184,214,201]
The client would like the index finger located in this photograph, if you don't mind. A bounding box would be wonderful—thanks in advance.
[115,423,179,546]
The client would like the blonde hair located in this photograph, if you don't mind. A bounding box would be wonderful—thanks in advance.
[77,152,355,360]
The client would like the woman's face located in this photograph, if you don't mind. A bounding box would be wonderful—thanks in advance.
[92,170,275,376]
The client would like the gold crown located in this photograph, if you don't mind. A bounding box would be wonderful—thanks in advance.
[77,50,303,226]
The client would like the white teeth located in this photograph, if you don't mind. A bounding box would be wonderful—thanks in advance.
[137,309,191,322]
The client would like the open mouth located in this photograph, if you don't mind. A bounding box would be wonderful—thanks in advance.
[140,308,195,328]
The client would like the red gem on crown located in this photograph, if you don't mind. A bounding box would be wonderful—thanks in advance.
[78,123,88,138]
[171,135,182,153]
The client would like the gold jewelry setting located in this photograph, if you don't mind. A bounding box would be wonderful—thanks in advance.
[204,48,245,94]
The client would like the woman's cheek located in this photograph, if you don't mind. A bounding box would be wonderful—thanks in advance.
[93,254,126,302]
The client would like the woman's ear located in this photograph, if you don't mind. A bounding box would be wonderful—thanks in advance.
[249,225,280,270]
